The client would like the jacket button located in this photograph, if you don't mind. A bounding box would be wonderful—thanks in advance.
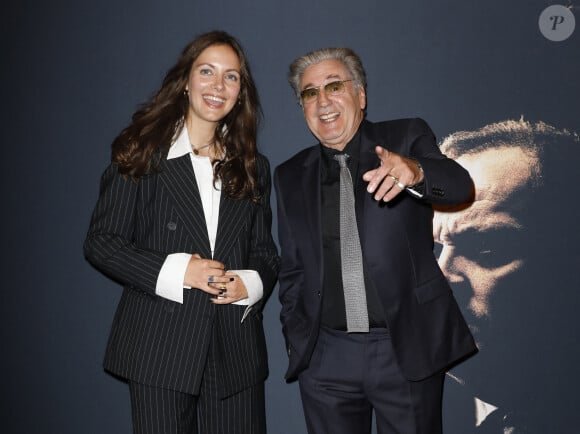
[317,291,321,297]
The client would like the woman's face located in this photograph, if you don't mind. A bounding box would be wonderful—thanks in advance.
[185,44,242,128]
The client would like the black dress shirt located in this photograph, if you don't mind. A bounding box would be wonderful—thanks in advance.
[319,130,386,330]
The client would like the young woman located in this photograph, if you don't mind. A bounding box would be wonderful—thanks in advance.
[84,31,279,434]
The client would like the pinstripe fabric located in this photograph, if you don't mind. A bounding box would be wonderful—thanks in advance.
[129,366,265,434]
[130,382,197,434]
[197,329,266,434]
[84,153,280,400]
[129,329,266,434]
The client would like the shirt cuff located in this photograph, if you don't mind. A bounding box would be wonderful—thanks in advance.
[230,269,263,322]
[230,269,263,306]
[155,253,192,304]
[405,182,425,198]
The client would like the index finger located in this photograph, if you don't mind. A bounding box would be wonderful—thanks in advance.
[363,163,392,194]
[206,259,225,270]
[362,167,379,181]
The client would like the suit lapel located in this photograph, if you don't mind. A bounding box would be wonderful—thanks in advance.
[301,148,323,265]
[159,155,212,258]
[213,192,250,262]
[356,122,381,242]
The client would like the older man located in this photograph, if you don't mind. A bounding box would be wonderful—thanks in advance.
[433,119,580,433]
[274,47,477,434]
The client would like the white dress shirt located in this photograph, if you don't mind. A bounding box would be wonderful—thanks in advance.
[154,126,263,315]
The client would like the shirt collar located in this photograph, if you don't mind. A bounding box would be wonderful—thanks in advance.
[167,125,191,160]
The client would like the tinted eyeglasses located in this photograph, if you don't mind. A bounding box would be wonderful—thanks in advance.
[299,79,353,104]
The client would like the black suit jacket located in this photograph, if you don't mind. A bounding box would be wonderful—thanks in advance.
[274,118,477,382]
[84,153,279,397]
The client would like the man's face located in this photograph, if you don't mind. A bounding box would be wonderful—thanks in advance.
[299,59,366,151]
[433,146,539,344]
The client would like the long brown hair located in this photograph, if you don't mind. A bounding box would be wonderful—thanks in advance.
[112,30,262,201]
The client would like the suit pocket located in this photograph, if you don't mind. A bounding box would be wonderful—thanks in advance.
[414,274,451,304]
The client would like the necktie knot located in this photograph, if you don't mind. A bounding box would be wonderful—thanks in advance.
[334,153,349,168]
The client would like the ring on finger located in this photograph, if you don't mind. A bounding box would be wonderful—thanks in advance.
[395,180,406,189]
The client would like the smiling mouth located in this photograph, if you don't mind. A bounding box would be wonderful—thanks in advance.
[203,95,226,105]
[319,112,340,122]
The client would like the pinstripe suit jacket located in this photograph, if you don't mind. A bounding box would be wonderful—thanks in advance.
[84,152,279,398]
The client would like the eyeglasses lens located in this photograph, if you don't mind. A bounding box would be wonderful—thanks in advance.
[325,81,345,95]
[300,80,348,104]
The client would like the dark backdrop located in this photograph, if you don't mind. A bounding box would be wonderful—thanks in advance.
[2,1,579,433]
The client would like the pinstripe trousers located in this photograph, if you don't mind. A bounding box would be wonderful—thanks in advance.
[129,333,266,434]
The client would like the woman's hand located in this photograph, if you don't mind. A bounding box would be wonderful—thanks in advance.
[210,272,248,305]
[184,254,227,297]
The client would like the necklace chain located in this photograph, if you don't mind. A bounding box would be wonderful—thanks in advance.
[192,139,215,155]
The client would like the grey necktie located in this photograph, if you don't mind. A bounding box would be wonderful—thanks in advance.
[334,154,369,333]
